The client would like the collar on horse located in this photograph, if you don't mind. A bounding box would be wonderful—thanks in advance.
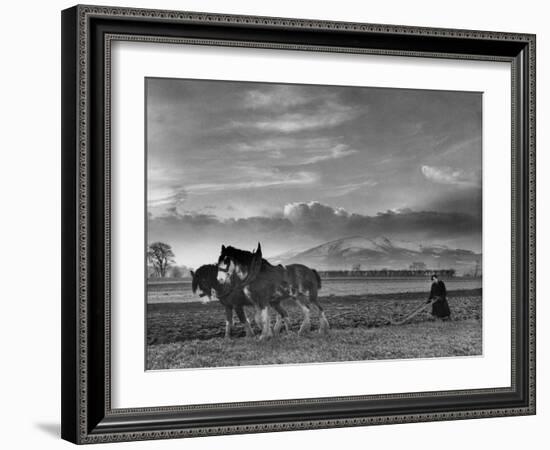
[223,249,263,293]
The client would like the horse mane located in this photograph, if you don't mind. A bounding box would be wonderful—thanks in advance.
[196,264,218,276]
[222,246,272,267]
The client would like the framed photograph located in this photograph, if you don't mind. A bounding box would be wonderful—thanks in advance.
[61,5,536,444]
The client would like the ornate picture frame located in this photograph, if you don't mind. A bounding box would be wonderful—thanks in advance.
[61,5,535,444]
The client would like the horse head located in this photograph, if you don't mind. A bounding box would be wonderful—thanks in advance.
[190,265,220,302]
[217,243,262,286]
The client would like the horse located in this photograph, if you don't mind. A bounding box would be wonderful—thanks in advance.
[282,263,330,335]
[216,244,329,338]
[190,264,254,339]
[216,243,290,340]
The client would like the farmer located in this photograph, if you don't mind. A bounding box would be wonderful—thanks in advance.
[427,273,451,320]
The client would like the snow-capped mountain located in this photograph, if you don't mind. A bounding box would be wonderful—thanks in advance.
[273,236,481,274]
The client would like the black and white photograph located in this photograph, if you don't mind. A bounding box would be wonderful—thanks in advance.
[145,78,483,370]
[53,2,539,446]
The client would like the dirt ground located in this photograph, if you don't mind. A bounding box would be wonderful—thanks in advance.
[146,288,482,369]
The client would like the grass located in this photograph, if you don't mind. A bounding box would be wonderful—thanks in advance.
[147,319,482,370]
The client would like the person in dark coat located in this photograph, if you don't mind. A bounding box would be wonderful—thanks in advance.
[427,274,451,319]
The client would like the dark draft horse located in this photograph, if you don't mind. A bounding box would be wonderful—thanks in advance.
[216,243,329,339]
[284,263,330,335]
[190,265,254,339]
[216,244,286,340]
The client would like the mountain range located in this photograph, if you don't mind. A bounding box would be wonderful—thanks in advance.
[270,236,481,275]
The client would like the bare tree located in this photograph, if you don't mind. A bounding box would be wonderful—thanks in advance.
[147,242,175,278]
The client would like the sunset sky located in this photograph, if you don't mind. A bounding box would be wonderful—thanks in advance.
[146,78,482,268]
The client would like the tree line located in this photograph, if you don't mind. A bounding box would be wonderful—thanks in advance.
[317,268,457,278]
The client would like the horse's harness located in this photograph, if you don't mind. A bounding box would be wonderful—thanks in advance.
[219,252,263,293]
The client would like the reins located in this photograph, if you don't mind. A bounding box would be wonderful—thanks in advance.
[233,252,263,289]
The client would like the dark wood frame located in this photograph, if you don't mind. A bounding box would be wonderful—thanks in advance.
[61,4,536,444]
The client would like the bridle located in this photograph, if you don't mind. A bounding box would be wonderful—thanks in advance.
[218,265,230,274]
[217,253,262,291]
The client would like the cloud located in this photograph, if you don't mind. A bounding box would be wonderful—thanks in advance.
[436,136,482,157]
[350,208,481,237]
[421,165,480,186]
[243,85,315,110]
[148,168,320,213]
[150,201,480,256]
[300,144,359,165]
[185,169,319,195]
[148,201,482,267]
[234,137,359,167]
[235,136,340,153]
[325,179,378,197]
[284,201,349,224]
[225,100,364,134]
[148,186,187,209]
[425,187,482,218]
[280,201,480,239]
[145,79,483,266]
[153,201,481,239]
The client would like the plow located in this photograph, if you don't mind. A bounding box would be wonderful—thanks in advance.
[328,297,436,326]
[384,298,436,325]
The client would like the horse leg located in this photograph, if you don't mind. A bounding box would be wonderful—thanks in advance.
[273,314,283,335]
[235,305,254,338]
[310,289,330,334]
[253,307,262,329]
[243,286,272,340]
[272,301,291,335]
[243,286,261,329]
[258,306,273,340]
[296,294,311,335]
[224,305,233,340]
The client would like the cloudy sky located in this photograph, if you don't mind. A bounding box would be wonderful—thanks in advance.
[146,78,482,268]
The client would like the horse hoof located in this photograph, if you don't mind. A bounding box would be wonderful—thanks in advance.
[298,321,311,336]
[259,331,273,341]
[319,320,330,334]
[244,327,255,338]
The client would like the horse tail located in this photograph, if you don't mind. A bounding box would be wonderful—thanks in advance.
[312,269,321,289]
[191,273,198,294]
